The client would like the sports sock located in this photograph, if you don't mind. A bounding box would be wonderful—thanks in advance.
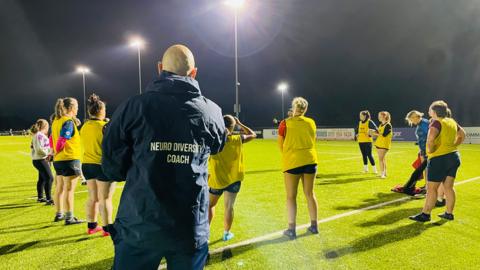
[56,212,64,217]
[288,223,296,230]
[65,211,73,220]
[88,222,98,229]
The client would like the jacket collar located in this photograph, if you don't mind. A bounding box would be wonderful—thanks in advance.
[145,71,201,96]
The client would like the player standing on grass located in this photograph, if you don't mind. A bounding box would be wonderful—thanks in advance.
[278,97,319,240]
[208,115,256,241]
[81,94,115,237]
[51,98,84,225]
[102,44,226,270]
[30,119,54,205]
[410,101,465,222]
[373,111,393,179]
[392,110,429,195]
[356,110,378,173]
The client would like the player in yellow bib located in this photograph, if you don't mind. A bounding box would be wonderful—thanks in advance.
[410,101,465,222]
[208,115,256,241]
[356,110,378,173]
[278,97,318,240]
[373,111,393,178]
[51,97,84,225]
[81,94,116,237]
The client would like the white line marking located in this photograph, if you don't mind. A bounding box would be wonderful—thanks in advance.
[17,151,30,156]
[208,176,480,255]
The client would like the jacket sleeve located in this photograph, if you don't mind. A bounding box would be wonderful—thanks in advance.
[102,101,133,181]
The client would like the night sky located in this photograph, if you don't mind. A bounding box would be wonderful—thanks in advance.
[1,0,480,130]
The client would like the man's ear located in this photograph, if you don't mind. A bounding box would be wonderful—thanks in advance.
[188,67,198,79]
[157,62,163,75]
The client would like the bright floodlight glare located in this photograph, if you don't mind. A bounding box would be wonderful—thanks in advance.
[76,66,90,74]
[277,82,288,92]
[129,37,145,48]
[225,0,245,9]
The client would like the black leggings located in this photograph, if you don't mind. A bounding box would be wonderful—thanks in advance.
[32,159,54,200]
[403,159,428,194]
[359,142,375,166]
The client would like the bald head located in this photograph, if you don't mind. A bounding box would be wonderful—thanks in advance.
[160,44,196,76]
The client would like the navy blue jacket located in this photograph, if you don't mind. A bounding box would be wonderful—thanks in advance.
[102,72,226,250]
[416,118,429,157]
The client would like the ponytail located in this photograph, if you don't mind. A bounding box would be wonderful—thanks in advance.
[54,97,77,119]
[29,119,48,134]
[54,98,66,119]
[87,94,106,118]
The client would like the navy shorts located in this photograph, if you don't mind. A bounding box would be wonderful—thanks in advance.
[427,152,461,182]
[285,164,317,175]
[209,181,242,196]
[53,160,82,177]
[82,163,109,181]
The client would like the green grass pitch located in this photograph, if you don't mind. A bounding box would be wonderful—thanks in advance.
[1,136,480,269]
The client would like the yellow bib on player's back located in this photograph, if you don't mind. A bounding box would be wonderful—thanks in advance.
[51,116,82,161]
[282,116,318,172]
[80,119,106,164]
[209,134,244,189]
[428,118,458,158]
[358,121,373,143]
[374,123,393,150]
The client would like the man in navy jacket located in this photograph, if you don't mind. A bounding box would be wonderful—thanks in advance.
[102,44,226,270]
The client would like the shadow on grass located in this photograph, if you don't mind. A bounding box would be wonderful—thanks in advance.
[65,258,114,270]
[334,192,408,211]
[0,203,36,210]
[207,232,313,264]
[316,172,363,179]
[323,220,447,259]
[0,233,91,255]
[356,207,423,227]
[0,224,54,235]
[245,169,280,175]
[316,176,379,186]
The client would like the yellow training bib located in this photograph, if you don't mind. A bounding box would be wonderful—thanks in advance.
[208,135,244,189]
[357,121,373,143]
[281,116,318,172]
[52,116,82,161]
[374,123,393,150]
[428,118,458,158]
[80,119,107,164]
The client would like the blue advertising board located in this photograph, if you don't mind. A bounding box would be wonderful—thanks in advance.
[392,127,417,141]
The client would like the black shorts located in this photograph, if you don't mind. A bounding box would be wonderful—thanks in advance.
[285,164,317,175]
[427,152,461,182]
[82,163,109,181]
[209,181,242,196]
[53,160,82,177]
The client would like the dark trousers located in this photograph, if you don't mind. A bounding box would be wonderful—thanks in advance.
[32,159,53,200]
[359,142,375,166]
[113,241,209,270]
[403,160,428,194]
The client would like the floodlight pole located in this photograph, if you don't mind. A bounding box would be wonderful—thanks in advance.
[234,9,240,118]
[82,71,87,120]
[137,45,142,94]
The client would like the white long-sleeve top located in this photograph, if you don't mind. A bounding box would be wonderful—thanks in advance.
[31,132,51,160]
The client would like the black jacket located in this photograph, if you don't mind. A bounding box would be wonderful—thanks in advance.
[102,72,226,250]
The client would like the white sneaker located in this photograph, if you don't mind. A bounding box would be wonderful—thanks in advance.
[372,166,378,174]
[363,165,368,173]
